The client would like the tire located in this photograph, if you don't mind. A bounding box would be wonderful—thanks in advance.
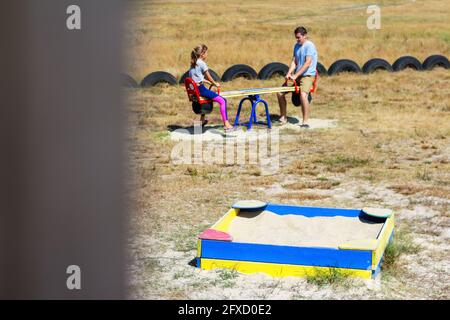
[362,58,393,73]
[422,55,449,70]
[257,62,289,80]
[179,69,221,84]
[316,62,327,76]
[141,71,177,87]
[327,59,361,76]
[392,56,422,72]
[121,73,139,88]
[221,64,258,82]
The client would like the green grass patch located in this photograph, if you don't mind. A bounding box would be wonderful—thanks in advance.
[382,229,421,272]
[212,269,239,288]
[306,268,352,287]
[204,169,225,183]
[356,188,370,198]
[172,223,212,253]
[218,269,239,281]
[185,166,199,178]
[173,268,193,280]
[174,236,197,252]
[152,130,170,141]
[438,31,450,46]
[416,165,432,181]
[143,258,164,274]
[316,154,371,172]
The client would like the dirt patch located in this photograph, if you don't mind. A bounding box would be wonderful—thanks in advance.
[169,117,337,142]
[280,118,338,131]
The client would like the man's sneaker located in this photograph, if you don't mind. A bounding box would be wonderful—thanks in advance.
[278,118,287,126]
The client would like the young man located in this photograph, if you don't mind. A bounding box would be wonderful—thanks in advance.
[277,26,318,128]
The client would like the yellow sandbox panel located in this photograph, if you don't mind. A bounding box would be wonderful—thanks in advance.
[200,258,372,280]
[211,208,239,232]
[372,213,395,270]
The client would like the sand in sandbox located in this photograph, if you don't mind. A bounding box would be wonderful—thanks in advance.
[227,210,384,248]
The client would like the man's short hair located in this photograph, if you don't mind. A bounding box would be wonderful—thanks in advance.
[294,26,307,35]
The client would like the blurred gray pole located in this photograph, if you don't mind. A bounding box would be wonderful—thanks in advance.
[0,1,126,299]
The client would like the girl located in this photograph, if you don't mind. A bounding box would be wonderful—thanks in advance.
[189,44,235,131]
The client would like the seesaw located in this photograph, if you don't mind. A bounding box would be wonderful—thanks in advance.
[184,76,318,130]
[219,85,297,98]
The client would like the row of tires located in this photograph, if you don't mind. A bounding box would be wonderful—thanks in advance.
[122,54,449,88]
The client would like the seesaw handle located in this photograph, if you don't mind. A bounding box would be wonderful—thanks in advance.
[283,78,299,94]
[208,83,221,95]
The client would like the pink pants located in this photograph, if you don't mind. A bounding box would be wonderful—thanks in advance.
[212,96,228,122]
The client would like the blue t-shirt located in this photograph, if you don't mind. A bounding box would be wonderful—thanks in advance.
[189,59,208,83]
[293,40,317,76]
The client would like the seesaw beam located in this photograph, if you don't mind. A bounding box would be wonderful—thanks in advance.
[220,86,296,98]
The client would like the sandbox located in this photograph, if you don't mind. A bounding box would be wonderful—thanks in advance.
[196,203,394,279]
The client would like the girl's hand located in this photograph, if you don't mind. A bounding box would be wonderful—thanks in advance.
[215,82,221,88]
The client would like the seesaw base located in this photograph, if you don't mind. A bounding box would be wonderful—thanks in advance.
[233,94,271,130]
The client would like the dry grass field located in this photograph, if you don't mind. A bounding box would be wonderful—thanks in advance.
[125,0,449,299]
[125,0,449,81]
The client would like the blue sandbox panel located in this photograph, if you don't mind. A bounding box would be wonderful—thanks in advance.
[201,240,373,270]
[266,204,361,217]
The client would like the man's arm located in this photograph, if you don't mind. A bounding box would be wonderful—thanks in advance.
[285,56,297,80]
[291,56,312,80]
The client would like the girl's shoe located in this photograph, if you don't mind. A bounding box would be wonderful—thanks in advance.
[224,126,238,133]
[300,123,310,129]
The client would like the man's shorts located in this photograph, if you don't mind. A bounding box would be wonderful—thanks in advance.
[290,75,315,106]
[298,75,315,94]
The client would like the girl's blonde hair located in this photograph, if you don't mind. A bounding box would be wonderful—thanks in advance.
[190,44,208,68]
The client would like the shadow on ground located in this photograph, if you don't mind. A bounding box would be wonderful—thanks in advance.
[167,124,223,135]
[269,114,300,125]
